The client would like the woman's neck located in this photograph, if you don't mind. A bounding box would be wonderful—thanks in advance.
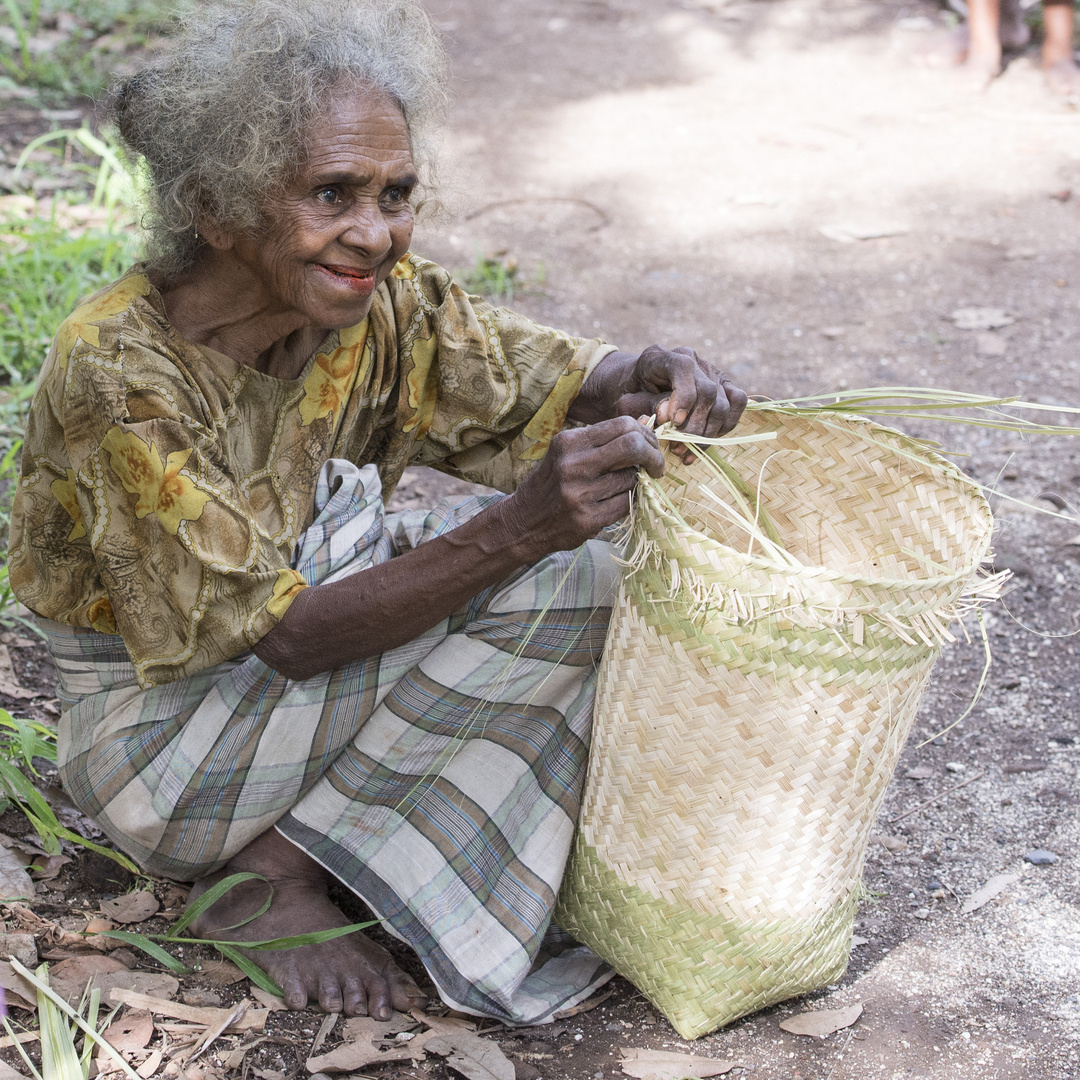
[152,253,325,380]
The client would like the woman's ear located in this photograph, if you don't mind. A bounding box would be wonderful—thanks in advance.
[194,219,235,251]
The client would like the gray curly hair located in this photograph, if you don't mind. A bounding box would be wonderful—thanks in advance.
[112,0,448,278]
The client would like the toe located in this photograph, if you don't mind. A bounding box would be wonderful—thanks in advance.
[389,970,426,1012]
[342,975,367,1017]
[365,976,393,1021]
[281,974,309,1012]
[318,974,344,1014]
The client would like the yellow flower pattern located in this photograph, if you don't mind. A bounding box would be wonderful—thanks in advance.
[50,468,87,541]
[8,256,613,687]
[299,322,370,428]
[55,274,152,367]
[101,428,211,535]
[402,330,439,437]
[267,568,307,618]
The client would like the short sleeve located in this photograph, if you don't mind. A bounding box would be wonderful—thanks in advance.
[9,274,306,688]
[384,257,615,492]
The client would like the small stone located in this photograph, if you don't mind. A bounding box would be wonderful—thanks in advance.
[926,880,943,891]
[0,933,37,969]
[181,988,221,1007]
[946,761,966,773]
[913,908,930,920]
[1023,849,1059,866]
[514,1064,541,1080]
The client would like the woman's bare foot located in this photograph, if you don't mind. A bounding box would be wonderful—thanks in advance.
[1045,57,1080,97]
[956,53,1002,92]
[186,829,426,1017]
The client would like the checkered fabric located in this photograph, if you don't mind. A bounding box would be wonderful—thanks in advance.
[44,460,619,1023]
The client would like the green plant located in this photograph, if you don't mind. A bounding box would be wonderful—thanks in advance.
[4,960,138,1080]
[459,251,520,304]
[0,0,182,102]
[0,707,140,875]
[102,872,378,997]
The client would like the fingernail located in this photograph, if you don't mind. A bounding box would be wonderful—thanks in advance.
[675,410,688,425]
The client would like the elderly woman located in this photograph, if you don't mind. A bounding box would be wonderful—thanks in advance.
[9,0,745,1025]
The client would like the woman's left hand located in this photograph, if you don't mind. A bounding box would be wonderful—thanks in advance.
[567,345,748,459]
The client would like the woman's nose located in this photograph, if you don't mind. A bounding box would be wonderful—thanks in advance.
[340,202,392,257]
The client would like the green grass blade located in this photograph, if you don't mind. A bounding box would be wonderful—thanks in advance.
[2,1017,43,1080]
[211,944,283,998]
[166,871,268,939]
[10,960,141,1080]
[52,827,141,875]
[99,931,190,975]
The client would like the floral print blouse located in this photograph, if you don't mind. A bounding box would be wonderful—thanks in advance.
[9,254,614,688]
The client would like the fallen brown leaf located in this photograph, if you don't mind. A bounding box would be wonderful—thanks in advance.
[620,1048,734,1079]
[101,890,160,924]
[91,970,181,1002]
[905,766,934,780]
[30,853,72,881]
[50,953,129,1004]
[250,987,288,1011]
[196,957,247,985]
[0,846,35,902]
[101,1008,155,1053]
[306,1014,429,1072]
[0,959,39,1010]
[0,644,37,699]
[109,987,267,1032]
[779,1003,863,1037]
[961,873,1020,914]
[425,1032,516,1080]
[137,1049,164,1078]
[552,988,615,1018]
[0,1060,29,1080]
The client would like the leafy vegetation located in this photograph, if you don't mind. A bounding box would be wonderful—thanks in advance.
[0,0,182,104]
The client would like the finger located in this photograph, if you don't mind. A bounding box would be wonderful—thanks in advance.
[576,415,660,451]
[585,428,666,478]
[683,375,720,437]
[721,381,749,433]
[616,390,665,421]
[637,345,699,427]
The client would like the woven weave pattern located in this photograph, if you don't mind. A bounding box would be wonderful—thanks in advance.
[557,410,994,1038]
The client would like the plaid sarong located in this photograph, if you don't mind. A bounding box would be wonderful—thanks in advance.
[44,460,619,1023]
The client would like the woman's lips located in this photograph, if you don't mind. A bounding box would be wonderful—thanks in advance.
[316,263,376,295]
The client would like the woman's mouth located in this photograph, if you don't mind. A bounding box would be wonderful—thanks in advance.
[317,264,376,295]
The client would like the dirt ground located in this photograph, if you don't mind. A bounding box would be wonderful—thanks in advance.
[3,1,1080,1078]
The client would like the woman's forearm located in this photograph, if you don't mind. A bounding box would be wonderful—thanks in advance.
[253,494,541,680]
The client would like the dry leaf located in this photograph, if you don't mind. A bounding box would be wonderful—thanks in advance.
[50,953,129,1003]
[0,1061,29,1080]
[410,1008,476,1034]
[30,853,73,881]
[819,222,908,243]
[0,959,39,1010]
[250,987,288,1011]
[425,1032,515,1080]
[552,989,615,1018]
[620,1048,734,1079]
[92,971,180,1002]
[779,1003,863,1037]
[0,644,37,700]
[851,935,869,947]
[306,1034,414,1072]
[951,307,1015,331]
[137,1049,164,1078]
[101,1009,155,1052]
[109,987,267,1031]
[101,890,160,924]
[962,873,1020,914]
[905,766,934,779]
[197,957,247,985]
[871,833,908,853]
[0,846,35,901]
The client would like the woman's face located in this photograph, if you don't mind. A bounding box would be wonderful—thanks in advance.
[231,85,417,330]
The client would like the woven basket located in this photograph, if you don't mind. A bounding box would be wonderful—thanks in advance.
[556,408,995,1039]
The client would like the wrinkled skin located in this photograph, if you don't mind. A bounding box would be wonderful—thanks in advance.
[175,81,747,1016]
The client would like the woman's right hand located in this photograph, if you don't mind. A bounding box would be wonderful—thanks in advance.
[500,416,666,559]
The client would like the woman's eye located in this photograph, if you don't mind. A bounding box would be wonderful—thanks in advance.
[383,187,412,206]
[316,188,340,205]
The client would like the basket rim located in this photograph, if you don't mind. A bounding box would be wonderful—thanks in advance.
[638,411,995,596]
